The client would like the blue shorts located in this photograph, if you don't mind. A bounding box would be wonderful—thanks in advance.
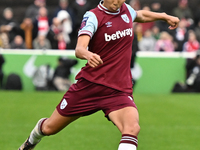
[56,78,137,118]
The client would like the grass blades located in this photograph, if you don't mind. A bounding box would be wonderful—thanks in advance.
[0,91,199,150]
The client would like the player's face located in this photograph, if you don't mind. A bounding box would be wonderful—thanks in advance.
[103,0,126,12]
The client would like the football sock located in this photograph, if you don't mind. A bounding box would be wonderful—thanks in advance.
[29,118,47,144]
[118,134,138,150]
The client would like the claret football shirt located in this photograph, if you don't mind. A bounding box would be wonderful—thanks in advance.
[76,1,137,94]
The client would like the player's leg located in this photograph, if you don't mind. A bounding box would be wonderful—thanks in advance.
[18,109,81,150]
[42,109,81,135]
[108,106,140,150]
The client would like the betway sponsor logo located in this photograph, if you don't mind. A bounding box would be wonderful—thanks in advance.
[105,28,133,41]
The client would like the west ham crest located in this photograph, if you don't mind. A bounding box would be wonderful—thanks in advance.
[121,14,130,23]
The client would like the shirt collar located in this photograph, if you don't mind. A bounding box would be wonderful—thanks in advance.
[98,0,120,15]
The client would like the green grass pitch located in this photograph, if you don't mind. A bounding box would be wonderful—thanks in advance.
[0,91,199,150]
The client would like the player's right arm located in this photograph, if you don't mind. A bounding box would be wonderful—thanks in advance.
[75,11,103,68]
[75,35,103,68]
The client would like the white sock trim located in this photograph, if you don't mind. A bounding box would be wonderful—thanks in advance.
[29,118,47,144]
[118,143,137,150]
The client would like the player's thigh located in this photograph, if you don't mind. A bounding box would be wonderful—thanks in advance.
[42,109,81,135]
[108,106,139,134]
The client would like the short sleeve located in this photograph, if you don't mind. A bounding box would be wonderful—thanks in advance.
[125,3,137,22]
[78,11,98,38]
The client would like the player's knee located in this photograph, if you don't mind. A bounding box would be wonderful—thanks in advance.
[41,124,58,136]
[123,122,140,135]
[133,123,140,134]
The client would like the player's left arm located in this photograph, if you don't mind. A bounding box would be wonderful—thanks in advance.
[135,10,180,30]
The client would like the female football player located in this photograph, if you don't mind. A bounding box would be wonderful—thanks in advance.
[19,0,179,150]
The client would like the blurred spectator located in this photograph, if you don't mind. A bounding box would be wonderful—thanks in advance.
[194,2,200,26]
[10,35,26,49]
[182,30,199,52]
[57,33,67,50]
[172,0,194,29]
[0,35,3,48]
[134,24,143,42]
[194,19,200,42]
[47,16,67,50]
[23,0,47,46]
[57,10,72,48]
[70,0,91,48]
[20,18,33,49]
[151,2,162,12]
[33,7,50,37]
[0,7,21,43]
[88,0,100,8]
[172,0,193,19]
[155,31,175,52]
[152,25,161,40]
[47,17,62,49]
[32,64,54,91]
[185,50,200,92]
[151,2,169,32]
[0,54,5,89]
[25,0,46,23]
[138,29,156,51]
[71,0,91,31]
[137,5,155,35]
[33,35,51,49]
[171,19,188,52]
[0,31,10,49]
[53,0,75,26]
[129,0,141,11]
[52,57,77,91]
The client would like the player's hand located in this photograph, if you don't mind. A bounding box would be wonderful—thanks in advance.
[87,53,103,68]
[167,16,180,30]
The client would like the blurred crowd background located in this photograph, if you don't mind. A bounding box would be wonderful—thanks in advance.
[0,0,200,52]
[1,0,200,93]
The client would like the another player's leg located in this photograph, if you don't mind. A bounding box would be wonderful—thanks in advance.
[108,107,140,150]
[18,109,81,150]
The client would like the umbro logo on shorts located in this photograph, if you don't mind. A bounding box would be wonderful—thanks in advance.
[60,99,68,109]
